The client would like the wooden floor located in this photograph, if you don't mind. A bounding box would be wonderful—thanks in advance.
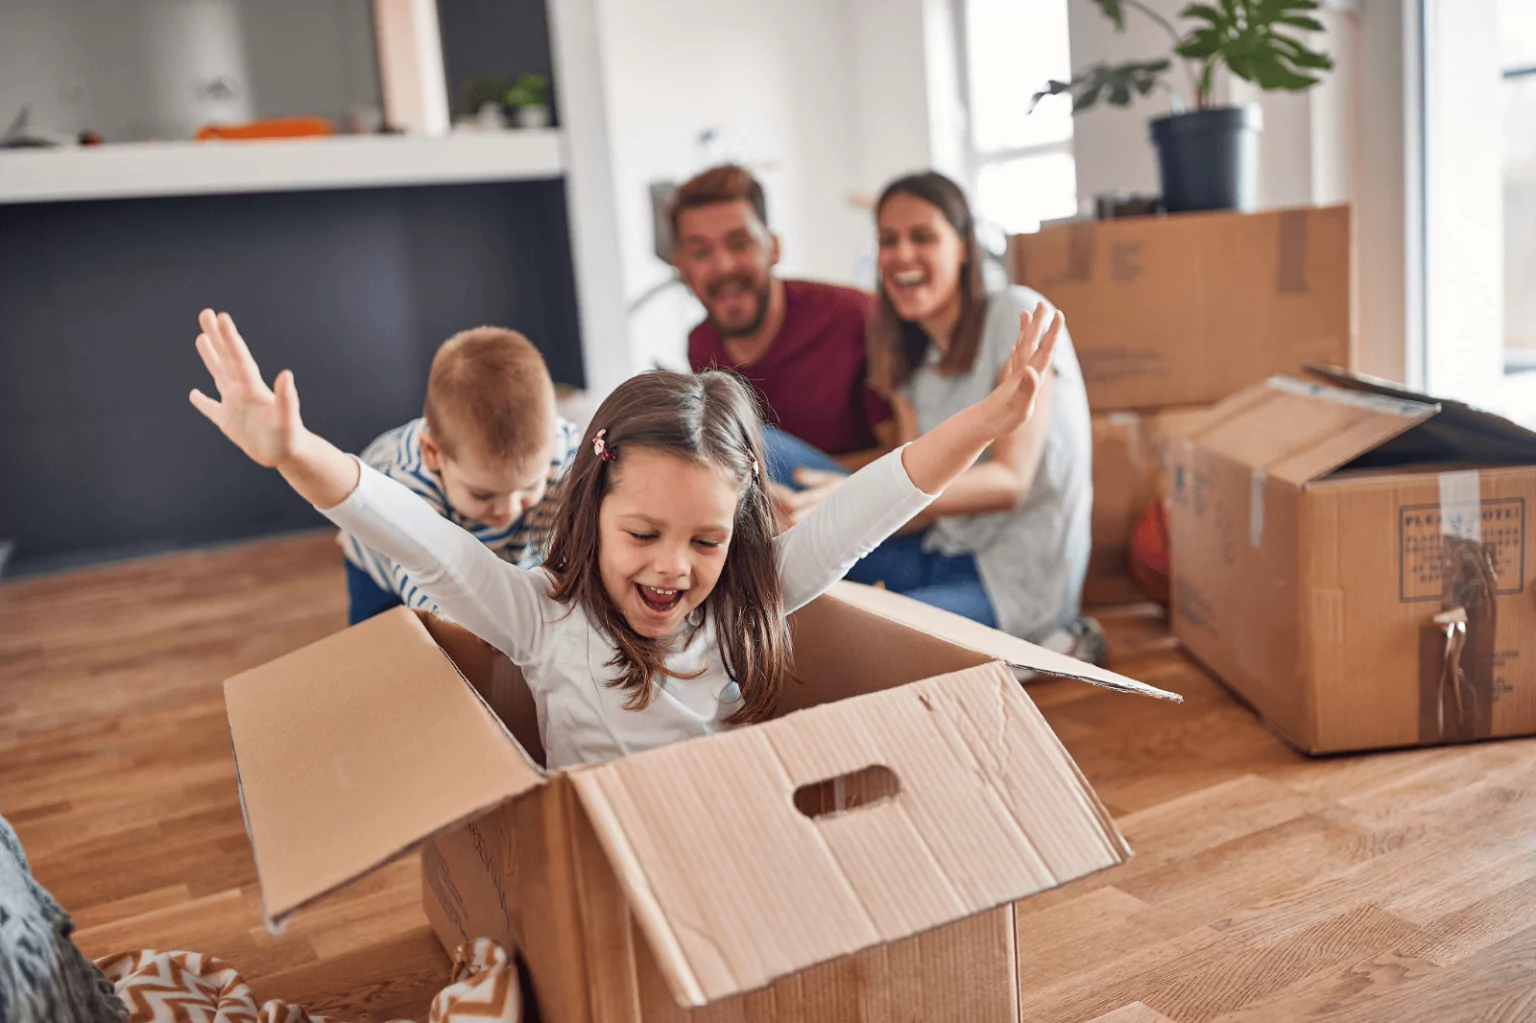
[2,533,1533,1022]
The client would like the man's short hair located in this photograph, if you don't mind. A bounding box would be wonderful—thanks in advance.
[668,164,769,239]
[423,327,554,463]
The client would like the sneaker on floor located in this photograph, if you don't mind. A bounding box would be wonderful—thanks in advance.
[1065,616,1110,667]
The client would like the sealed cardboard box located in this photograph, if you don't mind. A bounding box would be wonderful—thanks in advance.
[1166,367,1536,753]
[224,582,1177,1022]
[1011,206,1353,410]
[1088,406,1212,605]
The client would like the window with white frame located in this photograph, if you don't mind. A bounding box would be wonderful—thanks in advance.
[957,0,1080,237]
[1500,0,1536,370]
[1419,0,1536,422]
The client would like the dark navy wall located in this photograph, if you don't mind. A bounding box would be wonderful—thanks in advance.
[0,178,583,575]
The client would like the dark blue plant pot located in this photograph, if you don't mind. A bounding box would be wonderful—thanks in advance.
[1149,104,1263,213]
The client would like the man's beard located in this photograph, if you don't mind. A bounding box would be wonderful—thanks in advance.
[708,275,773,339]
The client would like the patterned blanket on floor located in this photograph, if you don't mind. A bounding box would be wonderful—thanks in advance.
[94,939,519,1023]
[0,811,512,1023]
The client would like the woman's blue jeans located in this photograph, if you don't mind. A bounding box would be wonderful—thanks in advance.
[761,427,997,627]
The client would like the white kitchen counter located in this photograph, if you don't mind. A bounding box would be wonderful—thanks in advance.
[0,129,564,204]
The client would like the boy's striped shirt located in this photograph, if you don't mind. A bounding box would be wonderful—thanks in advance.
[339,417,581,612]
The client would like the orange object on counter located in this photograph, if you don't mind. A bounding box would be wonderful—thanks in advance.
[195,117,334,141]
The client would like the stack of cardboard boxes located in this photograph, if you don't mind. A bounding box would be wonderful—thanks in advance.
[1014,206,1536,755]
[1010,205,1355,604]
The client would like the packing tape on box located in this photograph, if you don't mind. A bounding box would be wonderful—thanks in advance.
[1249,469,1266,549]
[1108,411,1144,474]
[1419,469,1498,744]
[1277,209,1311,295]
[1438,470,1484,543]
[1064,223,1096,283]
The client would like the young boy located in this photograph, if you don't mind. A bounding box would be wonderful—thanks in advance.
[342,326,580,624]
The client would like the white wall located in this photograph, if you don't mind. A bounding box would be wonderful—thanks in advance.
[847,0,939,193]
[1065,0,1179,202]
[593,0,940,373]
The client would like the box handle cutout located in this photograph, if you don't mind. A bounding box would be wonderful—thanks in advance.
[792,764,899,820]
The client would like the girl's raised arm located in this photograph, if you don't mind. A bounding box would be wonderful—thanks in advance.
[775,305,1062,611]
[190,309,553,663]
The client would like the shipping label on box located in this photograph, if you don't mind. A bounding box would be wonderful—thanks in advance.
[1399,498,1527,601]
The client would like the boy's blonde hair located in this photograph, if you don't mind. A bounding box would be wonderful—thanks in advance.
[423,327,554,463]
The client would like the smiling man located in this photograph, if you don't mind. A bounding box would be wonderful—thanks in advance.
[674,165,893,476]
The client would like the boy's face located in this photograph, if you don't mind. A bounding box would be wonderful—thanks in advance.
[421,429,550,529]
[598,448,738,639]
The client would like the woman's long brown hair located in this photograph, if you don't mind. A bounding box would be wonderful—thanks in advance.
[543,370,787,724]
[867,171,990,396]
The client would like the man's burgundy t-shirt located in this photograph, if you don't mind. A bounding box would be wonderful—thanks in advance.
[688,279,892,456]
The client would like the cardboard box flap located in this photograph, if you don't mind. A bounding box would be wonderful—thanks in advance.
[570,660,1129,1007]
[224,608,542,930]
[1190,376,1438,485]
[827,581,1181,701]
[1303,364,1536,471]
[1302,362,1441,404]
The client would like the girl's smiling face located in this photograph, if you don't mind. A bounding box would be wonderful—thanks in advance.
[597,447,741,639]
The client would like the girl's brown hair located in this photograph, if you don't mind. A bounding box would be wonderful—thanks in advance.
[867,171,990,396]
[543,370,787,724]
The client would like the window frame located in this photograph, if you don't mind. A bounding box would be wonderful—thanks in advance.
[949,0,1079,240]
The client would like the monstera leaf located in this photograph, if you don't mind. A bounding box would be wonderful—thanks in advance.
[1178,0,1333,98]
[1031,59,1172,113]
[1093,0,1127,29]
[1031,0,1332,116]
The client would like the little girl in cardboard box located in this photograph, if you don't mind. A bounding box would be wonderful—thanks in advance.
[187,305,1063,769]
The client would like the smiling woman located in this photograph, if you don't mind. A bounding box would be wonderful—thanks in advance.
[857,171,1102,662]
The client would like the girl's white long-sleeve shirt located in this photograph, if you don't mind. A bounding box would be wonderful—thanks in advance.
[319,446,935,769]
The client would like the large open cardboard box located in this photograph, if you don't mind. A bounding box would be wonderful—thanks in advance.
[1166,367,1536,754]
[225,581,1177,1022]
[1010,206,1353,411]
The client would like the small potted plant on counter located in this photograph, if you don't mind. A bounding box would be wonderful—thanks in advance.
[459,74,511,130]
[1033,0,1334,213]
[506,73,551,129]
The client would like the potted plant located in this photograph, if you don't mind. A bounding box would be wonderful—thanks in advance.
[1034,0,1333,213]
[460,74,510,130]
[505,72,551,129]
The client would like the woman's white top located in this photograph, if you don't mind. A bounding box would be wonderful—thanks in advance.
[905,285,1093,642]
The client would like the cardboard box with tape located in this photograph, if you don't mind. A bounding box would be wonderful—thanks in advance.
[223,581,1178,1022]
[1011,206,1354,410]
[1088,406,1213,605]
[1166,367,1536,754]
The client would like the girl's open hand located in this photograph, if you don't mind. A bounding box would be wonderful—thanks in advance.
[189,309,306,468]
[973,302,1062,441]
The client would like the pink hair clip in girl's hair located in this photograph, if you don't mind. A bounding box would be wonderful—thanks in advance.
[593,429,617,463]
